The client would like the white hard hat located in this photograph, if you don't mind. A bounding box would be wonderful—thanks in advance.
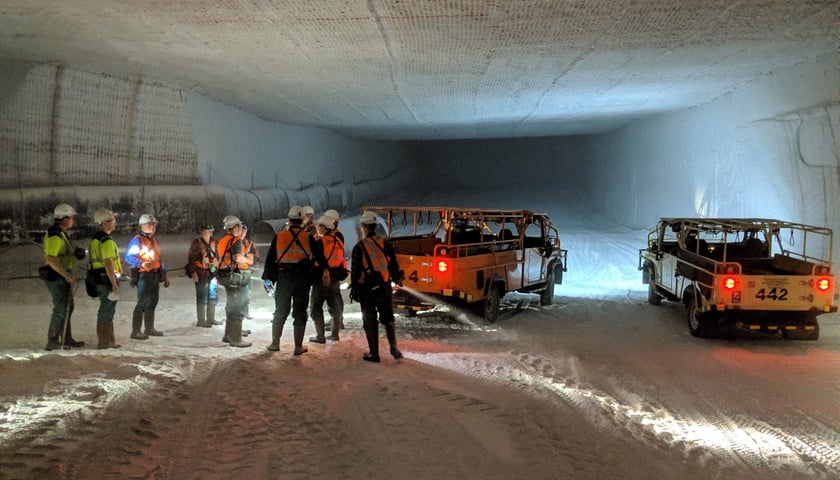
[302,205,315,216]
[223,215,242,230]
[53,203,77,219]
[139,214,157,225]
[360,211,378,225]
[93,208,116,225]
[316,215,334,228]
[287,205,303,220]
[324,209,340,221]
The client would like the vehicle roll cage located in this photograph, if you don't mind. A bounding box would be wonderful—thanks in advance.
[648,217,833,271]
[361,205,561,246]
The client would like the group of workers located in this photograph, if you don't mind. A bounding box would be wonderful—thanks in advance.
[40,203,404,363]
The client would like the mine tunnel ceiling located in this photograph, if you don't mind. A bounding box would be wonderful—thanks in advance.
[1,1,837,140]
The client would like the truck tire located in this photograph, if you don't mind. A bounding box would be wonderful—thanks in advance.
[540,267,555,306]
[784,319,820,341]
[687,292,716,338]
[481,287,501,322]
[646,265,661,305]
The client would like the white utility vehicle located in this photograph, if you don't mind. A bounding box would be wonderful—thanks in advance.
[639,218,837,340]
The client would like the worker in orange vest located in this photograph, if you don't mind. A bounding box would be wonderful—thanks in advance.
[262,206,327,355]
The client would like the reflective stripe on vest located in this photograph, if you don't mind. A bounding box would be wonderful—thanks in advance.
[361,237,390,283]
[275,227,311,264]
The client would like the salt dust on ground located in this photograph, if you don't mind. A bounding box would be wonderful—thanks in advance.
[1,201,839,480]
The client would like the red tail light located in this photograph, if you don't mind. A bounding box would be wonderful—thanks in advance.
[722,276,737,290]
[437,260,449,273]
[816,277,831,291]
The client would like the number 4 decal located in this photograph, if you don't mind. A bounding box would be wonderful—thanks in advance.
[755,288,788,301]
[408,270,419,282]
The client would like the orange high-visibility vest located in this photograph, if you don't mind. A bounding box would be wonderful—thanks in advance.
[361,237,390,283]
[321,233,345,268]
[134,235,161,272]
[275,226,312,264]
[218,234,250,270]
[193,238,216,270]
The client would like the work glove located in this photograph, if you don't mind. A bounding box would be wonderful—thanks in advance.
[394,270,406,287]
[74,247,86,260]
[263,279,274,294]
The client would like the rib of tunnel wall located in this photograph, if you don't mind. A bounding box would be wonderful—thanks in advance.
[0,61,415,240]
[0,178,401,240]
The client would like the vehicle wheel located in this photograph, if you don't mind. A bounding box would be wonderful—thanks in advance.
[646,266,661,306]
[482,287,501,322]
[540,267,555,306]
[784,319,820,341]
[687,292,715,338]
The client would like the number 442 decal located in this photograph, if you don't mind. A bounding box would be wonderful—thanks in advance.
[755,288,788,301]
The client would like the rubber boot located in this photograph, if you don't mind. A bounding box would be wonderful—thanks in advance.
[196,304,211,327]
[363,328,380,363]
[293,323,308,355]
[222,318,232,343]
[328,316,340,341]
[108,322,121,348]
[266,322,281,352]
[208,304,223,325]
[385,323,403,359]
[309,316,326,344]
[45,323,62,350]
[144,310,163,336]
[130,311,148,340]
[63,321,85,348]
[226,319,251,348]
[97,323,109,349]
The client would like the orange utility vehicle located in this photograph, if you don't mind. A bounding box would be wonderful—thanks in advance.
[640,218,837,340]
[360,206,567,321]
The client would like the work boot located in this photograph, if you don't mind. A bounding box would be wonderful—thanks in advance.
[222,318,233,344]
[144,310,163,336]
[293,323,308,355]
[363,328,380,362]
[207,304,222,325]
[385,323,403,359]
[266,322,282,352]
[63,321,85,347]
[227,319,252,348]
[196,304,211,328]
[328,316,341,341]
[45,325,61,350]
[310,315,326,343]
[107,322,121,348]
[130,311,148,340]
[96,323,109,349]
[363,352,381,363]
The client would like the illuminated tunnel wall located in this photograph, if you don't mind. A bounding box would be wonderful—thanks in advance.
[414,54,839,267]
[2,54,838,267]
[0,61,415,234]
